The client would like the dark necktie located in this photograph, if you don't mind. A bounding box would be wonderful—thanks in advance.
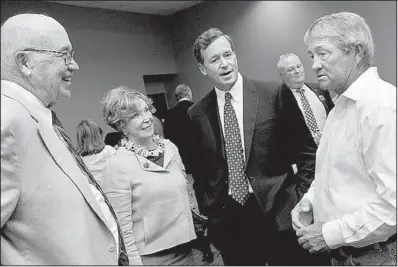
[297,88,320,139]
[224,92,249,205]
[51,111,129,266]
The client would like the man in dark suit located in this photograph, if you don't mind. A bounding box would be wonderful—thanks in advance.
[164,84,194,173]
[188,28,319,265]
[104,131,123,147]
[277,53,334,145]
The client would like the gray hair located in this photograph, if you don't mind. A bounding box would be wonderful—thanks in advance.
[304,12,374,69]
[193,27,235,64]
[101,86,156,132]
[277,53,300,73]
[174,84,192,101]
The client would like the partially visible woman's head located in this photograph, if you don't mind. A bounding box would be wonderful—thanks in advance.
[76,119,105,156]
[101,86,156,145]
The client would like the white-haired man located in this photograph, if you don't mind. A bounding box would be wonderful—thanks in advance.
[1,14,138,265]
[292,12,396,265]
[277,53,334,145]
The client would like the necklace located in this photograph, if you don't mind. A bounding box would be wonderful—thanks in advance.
[120,135,165,158]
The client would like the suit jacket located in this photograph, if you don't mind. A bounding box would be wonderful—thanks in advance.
[1,81,119,265]
[187,76,317,233]
[102,140,196,257]
[105,131,123,147]
[281,82,335,115]
[164,100,194,172]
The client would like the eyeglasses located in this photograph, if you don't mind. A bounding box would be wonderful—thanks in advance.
[23,48,76,65]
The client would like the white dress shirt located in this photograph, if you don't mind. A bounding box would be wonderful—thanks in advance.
[215,73,253,194]
[290,84,327,137]
[6,82,121,254]
[301,67,396,249]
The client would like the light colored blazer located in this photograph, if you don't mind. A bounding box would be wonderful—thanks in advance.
[1,81,118,265]
[102,140,196,259]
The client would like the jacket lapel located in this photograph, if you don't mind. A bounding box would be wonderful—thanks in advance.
[306,83,329,113]
[242,77,259,165]
[37,120,107,224]
[205,89,226,161]
[1,86,107,224]
[134,153,168,172]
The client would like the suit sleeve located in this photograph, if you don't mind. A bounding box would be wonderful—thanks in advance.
[1,124,20,228]
[278,85,317,198]
[102,158,143,265]
[187,107,205,214]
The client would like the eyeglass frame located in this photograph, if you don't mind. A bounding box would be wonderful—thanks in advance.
[22,48,76,65]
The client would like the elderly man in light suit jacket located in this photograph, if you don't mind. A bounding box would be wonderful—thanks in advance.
[1,14,137,265]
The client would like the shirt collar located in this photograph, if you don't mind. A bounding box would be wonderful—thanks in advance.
[178,97,191,102]
[1,80,53,125]
[289,83,308,92]
[215,73,243,103]
[342,67,379,101]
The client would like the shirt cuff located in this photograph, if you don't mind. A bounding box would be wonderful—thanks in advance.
[322,219,344,249]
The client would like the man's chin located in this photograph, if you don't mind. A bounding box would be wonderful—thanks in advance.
[59,89,72,100]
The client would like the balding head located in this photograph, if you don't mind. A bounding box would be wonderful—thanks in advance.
[277,53,305,89]
[1,14,67,74]
[1,13,79,107]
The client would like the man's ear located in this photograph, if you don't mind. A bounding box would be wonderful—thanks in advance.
[198,63,207,76]
[15,51,32,76]
[353,43,365,64]
[279,72,284,82]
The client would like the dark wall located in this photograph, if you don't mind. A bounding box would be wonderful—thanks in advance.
[171,1,397,101]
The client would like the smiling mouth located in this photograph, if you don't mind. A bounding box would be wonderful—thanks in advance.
[62,77,71,82]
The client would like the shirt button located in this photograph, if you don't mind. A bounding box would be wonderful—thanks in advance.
[108,245,115,252]
[143,163,149,168]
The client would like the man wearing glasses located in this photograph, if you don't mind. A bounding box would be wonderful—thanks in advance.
[1,14,132,265]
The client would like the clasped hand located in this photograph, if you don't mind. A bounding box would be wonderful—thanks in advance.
[291,199,329,254]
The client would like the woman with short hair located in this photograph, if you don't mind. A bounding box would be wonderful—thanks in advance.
[101,86,196,265]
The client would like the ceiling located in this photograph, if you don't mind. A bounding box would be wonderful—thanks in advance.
[47,1,203,16]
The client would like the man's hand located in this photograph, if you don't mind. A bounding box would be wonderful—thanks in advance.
[296,222,329,254]
[291,198,314,231]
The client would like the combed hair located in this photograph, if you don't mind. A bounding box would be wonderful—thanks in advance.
[277,53,299,73]
[174,84,192,101]
[76,119,105,157]
[101,85,156,132]
[193,27,235,64]
[304,11,374,69]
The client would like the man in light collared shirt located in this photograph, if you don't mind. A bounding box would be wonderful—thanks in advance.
[188,27,319,265]
[277,53,335,145]
[292,12,396,266]
[1,13,136,265]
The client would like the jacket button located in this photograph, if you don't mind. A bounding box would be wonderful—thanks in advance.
[143,163,149,168]
[108,245,115,252]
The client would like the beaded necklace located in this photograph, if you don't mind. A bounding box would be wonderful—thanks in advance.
[120,135,165,158]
